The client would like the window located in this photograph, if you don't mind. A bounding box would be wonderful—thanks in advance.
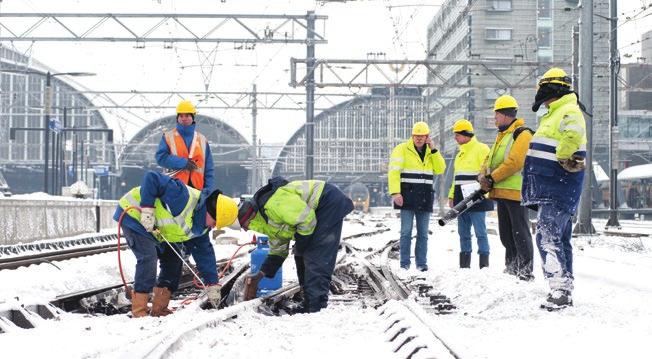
[538,27,552,48]
[538,0,552,19]
[485,28,512,41]
[487,0,512,11]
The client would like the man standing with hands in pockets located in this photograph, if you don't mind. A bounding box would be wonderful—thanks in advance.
[388,122,446,271]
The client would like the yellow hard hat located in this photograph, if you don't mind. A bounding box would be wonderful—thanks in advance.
[453,119,474,133]
[215,194,238,229]
[538,68,572,88]
[412,121,430,135]
[176,100,197,115]
[493,95,519,111]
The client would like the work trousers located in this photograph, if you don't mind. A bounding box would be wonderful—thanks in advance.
[496,199,534,277]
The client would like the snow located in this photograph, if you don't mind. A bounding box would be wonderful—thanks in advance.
[617,163,652,181]
[0,212,651,358]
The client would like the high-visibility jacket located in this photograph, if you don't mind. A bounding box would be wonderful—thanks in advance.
[522,93,587,214]
[163,128,207,189]
[482,118,533,201]
[248,179,325,258]
[388,140,446,212]
[449,136,494,212]
[118,185,201,243]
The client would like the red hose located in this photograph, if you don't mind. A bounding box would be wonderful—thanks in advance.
[117,205,140,295]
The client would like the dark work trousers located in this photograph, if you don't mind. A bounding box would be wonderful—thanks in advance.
[293,221,344,313]
[122,225,183,293]
[496,199,534,277]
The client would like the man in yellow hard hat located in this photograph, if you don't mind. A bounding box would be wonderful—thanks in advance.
[113,170,238,317]
[156,100,215,190]
[524,67,587,310]
[449,119,493,269]
[479,95,534,280]
[388,121,446,271]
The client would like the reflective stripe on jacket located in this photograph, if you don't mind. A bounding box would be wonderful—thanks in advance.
[449,136,494,212]
[522,93,587,214]
[249,180,325,258]
[388,140,446,212]
[484,118,533,201]
[164,128,207,189]
[119,185,201,243]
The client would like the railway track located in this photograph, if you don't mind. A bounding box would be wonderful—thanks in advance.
[2,225,463,359]
[0,233,122,271]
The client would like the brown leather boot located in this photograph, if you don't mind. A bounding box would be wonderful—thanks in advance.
[151,286,173,317]
[131,292,150,318]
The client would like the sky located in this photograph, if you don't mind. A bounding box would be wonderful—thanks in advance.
[0,0,650,146]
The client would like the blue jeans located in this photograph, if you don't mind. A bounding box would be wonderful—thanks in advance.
[182,234,219,286]
[399,210,431,269]
[535,203,574,292]
[457,211,489,255]
[122,226,182,293]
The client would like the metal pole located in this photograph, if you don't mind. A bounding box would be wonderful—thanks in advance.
[251,84,258,192]
[574,0,596,234]
[61,107,67,189]
[44,72,51,194]
[305,11,316,180]
[606,0,621,228]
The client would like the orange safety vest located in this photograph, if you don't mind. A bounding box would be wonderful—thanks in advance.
[163,128,207,189]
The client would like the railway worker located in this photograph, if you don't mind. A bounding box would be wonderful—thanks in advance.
[113,170,238,318]
[523,68,587,310]
[388,121,446,272]
[448,119,493,269]
[238,176,353,313]
[478,95,535,281]
[155,100,215,190]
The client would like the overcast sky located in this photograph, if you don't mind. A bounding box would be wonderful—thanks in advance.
[0,0,649,145]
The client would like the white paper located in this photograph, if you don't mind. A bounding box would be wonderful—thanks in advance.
[461,182,481,198]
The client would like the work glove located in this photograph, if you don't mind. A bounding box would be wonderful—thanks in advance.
[478,174,494,192]
[206,284,222,307]
[140,207,156,232]
[559,155,586,173]
[243,271,264,301]
[184,159,198,171]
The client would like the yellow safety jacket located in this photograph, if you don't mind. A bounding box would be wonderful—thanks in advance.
[449,136,493,212]
[483,118,533,201]
[388,140,446,212]
[119,186,201,243]
[522,93,587,213]
[248,180,324,258]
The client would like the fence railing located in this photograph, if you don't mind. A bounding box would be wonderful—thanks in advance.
[0,198,118,245]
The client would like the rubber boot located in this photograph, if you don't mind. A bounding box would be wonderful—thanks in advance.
[459,252,471,268]
[131,292,150,318]
[151,287,173,317]
[479,254,489,269]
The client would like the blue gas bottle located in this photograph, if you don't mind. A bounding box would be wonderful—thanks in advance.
[250,235,282,297]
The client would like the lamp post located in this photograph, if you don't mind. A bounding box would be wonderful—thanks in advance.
[43,71,95,194]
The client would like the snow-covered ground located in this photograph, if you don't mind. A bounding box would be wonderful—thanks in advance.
[0,210,651,358]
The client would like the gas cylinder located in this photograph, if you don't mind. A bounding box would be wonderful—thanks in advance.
[249,235,282,297]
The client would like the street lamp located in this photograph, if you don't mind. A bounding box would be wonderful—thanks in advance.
[44,71,96,194]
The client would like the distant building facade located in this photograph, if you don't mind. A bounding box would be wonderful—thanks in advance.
[273,87,430,207]
[0,46,115,197]
[426,0,610,164]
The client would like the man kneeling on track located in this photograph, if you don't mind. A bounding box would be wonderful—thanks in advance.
[113,170,238,318]
[238,177,353,313]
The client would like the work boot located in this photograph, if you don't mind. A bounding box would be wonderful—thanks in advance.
[131,292,150,318]
[479,254,489,269]
[459,252,471,268]
[151,287,173,317]
[541,290,573,311]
